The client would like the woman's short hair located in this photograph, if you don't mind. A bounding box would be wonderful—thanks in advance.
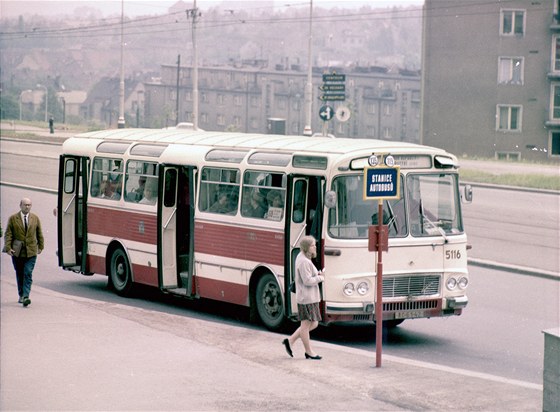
[299,235,316,254]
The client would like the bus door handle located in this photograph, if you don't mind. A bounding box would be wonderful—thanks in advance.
[63,194,76,214]
[324,248,341,256]
[163,208,177,229]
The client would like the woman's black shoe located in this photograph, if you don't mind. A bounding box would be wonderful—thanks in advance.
[282,339,293,357]
[305,353,322,360]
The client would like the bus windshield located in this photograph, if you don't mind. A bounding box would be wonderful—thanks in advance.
[327,173,463,239]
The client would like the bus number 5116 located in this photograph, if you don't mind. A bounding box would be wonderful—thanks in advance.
[446,250,461,260]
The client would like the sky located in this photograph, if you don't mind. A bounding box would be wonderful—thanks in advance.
[0,0,424,18]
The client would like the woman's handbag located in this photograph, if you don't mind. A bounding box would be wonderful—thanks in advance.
[289,281,296,293]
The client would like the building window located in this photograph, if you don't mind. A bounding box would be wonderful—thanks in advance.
[185,91,192,101]
[250,96,259,108]
[233,95,242,106]
[201,93,208,103]
[552,84,560,120]
[233,116,241,127]
[500,9,524,36]
[217,94,225,105]
[367,103,376,115]
[217,114,226,126]
[170,90,176,101]
[553,36,560,73]
[250,117,258,129]
[383,127,392,139]
[497,105,522,131]
[278,98,287,110]
[498,57,523,85]
[366,126,375,138]
[496,152,520,161]
[201,113,208,124]
[383,103,393,116]
[550,132,560,156]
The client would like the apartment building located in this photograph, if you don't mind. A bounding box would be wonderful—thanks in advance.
[143,63,421,142]
[422,0,559,161]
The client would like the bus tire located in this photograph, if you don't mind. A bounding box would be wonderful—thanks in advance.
[109,247,133,297]
[383,319,405,328]
[255,273,285,331]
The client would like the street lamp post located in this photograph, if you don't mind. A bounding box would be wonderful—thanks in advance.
[36,84,48,122]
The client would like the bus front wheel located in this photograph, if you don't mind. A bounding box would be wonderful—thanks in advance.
[255,273,285,331]
[109,248,133,297]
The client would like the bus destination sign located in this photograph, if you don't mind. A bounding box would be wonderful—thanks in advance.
[363,167,401,200]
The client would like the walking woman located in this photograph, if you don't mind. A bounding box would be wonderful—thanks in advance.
[282,235,325,360]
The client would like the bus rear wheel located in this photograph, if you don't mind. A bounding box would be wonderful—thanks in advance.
[109,248,133,297]
[255,273,285,331]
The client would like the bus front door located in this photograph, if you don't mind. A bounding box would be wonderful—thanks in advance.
[57,155,87,272]
[158,166,195,294]
[285,176,323,318]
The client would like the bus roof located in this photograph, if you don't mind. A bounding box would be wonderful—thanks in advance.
[70,128,448,158]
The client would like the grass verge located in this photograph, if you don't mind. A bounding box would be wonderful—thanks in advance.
[460,169,560,191]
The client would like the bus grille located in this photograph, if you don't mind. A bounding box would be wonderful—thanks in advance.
[382,275,440,298]
[383,300,439,312]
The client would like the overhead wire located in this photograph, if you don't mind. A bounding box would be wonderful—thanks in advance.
[0,0,549,41]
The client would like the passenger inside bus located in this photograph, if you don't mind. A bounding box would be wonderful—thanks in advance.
[99,179,120,200]
[139,178,158,205]
[265,190,284,220]
[244,191,267,218]
[209,192,233,214]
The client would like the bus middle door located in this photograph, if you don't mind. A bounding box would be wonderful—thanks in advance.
[158,166,195,294]
[285,175,323,318]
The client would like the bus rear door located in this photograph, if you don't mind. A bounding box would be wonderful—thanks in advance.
[57,155,88,272]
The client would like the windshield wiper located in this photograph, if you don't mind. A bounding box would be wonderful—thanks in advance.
[419,199,448,243]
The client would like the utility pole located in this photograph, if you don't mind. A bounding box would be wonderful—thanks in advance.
[176,54,181,126]
[303,0,313,136]
[118,0,125,128]
[188,2,200,130]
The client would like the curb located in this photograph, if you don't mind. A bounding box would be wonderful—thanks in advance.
[468,257,559,281]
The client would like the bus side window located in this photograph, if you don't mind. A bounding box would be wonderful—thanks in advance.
[198,167,239,214]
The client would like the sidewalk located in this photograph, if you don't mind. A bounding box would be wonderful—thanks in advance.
[0,278,542,411]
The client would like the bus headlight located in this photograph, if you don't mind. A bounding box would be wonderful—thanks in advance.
[458,277,469,290]
[446,277,457,290]
[357,281,369,295]
[343,283,355,296]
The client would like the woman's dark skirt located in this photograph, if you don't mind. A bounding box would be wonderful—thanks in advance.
[297,302,322,322]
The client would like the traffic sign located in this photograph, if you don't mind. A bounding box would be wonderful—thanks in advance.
[336,106,351,122]
[319,84,345,92]
[319,105,334,121]
[363,167,401,200]
[320,94,345,101]
[323,74,346,82]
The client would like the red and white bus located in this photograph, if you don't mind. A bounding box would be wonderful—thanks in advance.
[57,129,471,330]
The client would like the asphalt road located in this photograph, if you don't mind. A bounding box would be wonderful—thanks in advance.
[1,172,557,386]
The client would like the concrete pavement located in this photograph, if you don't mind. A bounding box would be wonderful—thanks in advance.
[0,276,542,411]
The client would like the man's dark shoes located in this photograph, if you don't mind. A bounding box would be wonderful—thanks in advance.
[282,339,293,357]
[305,353,322,360]
[22,297,31,307]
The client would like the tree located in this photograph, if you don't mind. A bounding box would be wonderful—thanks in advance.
[0,90,19,120]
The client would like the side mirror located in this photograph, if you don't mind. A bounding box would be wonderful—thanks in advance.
[325,190,336,209]
[463,185,473,203]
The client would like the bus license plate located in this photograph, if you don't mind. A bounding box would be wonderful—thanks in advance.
[395,311,425,319]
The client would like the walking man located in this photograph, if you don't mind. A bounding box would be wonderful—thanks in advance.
[3,198,44,307]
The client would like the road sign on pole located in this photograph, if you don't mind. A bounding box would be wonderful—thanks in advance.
[363,167,400,200]
[319,105,334,121]
[363,164,400,368]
